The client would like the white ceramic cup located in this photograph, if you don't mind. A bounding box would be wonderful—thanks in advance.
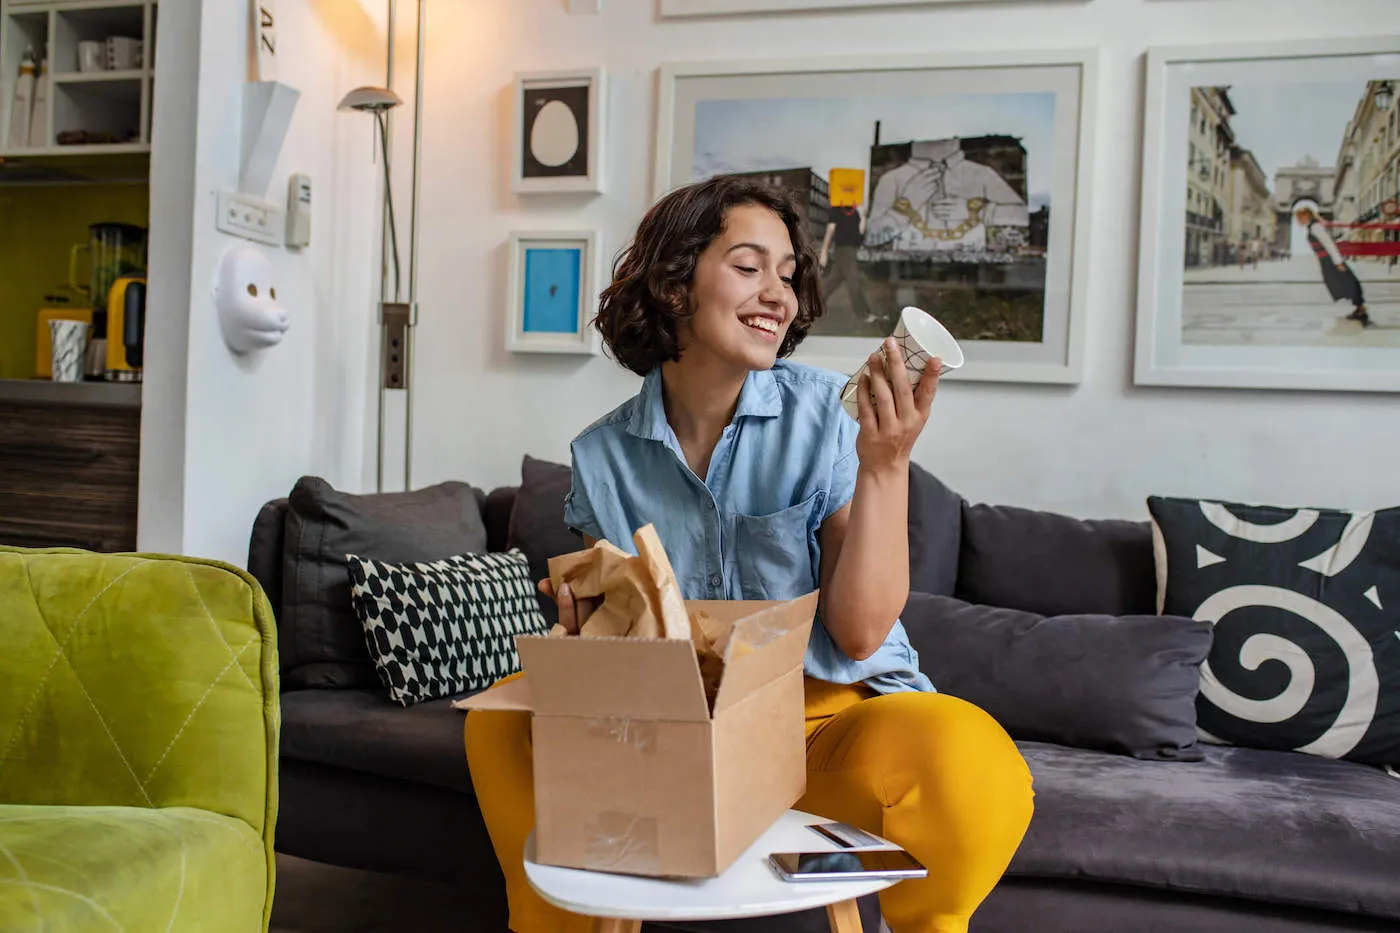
[106,36,142,71]
[50,319,90,383]
[840,306,964,420]
[77,41,104,73]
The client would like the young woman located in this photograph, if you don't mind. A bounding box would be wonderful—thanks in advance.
[1294,198,1372,327]
[464,175,1034,933]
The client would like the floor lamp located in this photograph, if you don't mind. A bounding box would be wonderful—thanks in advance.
[337,0,426,492]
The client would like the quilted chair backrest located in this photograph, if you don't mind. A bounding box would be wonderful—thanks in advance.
[0,547,279,841]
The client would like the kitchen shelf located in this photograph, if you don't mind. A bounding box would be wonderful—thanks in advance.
[52,67,144,83]
[0,140,146,157]
[0,0,156,151]
[0,377,141,408]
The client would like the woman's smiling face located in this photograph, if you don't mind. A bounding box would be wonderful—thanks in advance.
[680,203,799,373]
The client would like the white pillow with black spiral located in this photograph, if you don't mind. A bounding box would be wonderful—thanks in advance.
[1148,496,1399,765]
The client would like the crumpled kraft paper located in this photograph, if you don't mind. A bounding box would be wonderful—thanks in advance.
[546,523,728,709]
[546,524,690,640]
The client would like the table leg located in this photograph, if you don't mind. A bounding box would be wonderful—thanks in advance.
[826,899,861,933]
[594,918,641,933]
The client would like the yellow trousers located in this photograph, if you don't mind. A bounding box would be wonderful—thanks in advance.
[464,675,1034,933]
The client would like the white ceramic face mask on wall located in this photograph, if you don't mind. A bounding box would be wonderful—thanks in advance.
[214,243,290,354]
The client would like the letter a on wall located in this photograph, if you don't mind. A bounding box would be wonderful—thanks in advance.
[254,0,277,82]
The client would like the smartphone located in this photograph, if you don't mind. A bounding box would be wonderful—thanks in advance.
[769,849,928,883]
[807,821,889,849]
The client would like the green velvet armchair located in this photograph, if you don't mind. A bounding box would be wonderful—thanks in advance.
[0,546,280,931]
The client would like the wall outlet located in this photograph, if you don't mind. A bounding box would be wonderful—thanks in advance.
[217,190,283,247]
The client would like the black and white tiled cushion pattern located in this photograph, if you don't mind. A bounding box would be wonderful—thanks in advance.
[345,549,548,706]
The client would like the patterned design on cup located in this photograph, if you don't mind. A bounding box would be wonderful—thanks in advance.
[839,307,963,420]
[50,320,89,383]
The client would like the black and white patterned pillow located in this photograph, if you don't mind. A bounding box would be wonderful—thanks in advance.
[1148,496,1400,765]
[345,549,549,706]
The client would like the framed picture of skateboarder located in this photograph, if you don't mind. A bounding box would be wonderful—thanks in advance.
[654,50,1097,385]
[1134,37,1400,393]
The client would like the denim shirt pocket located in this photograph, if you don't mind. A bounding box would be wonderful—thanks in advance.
[730,490,826,600]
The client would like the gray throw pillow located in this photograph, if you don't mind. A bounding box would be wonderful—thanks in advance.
[903,593,1213,760]
[506,455,585,625]
[955,502,1157,616]
[907,463,963,597]
[280,476,489,689]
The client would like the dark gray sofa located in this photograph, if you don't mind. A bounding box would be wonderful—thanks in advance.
[249,459,1400,933]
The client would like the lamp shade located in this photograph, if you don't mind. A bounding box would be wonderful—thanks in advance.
[338,86,403,114]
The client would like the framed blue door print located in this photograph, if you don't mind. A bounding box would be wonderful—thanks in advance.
[523,248,582,334]
[507,231,602,354]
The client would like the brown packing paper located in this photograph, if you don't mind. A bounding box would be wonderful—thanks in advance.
[689,610,729,710]
[547,525,691,640]
[547,525,729,708]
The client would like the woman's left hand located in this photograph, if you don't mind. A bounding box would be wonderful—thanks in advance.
[854,336,940,473]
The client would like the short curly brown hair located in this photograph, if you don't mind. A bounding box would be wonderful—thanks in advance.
[595,174,826,376]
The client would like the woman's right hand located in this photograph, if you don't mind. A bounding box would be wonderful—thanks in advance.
[537,578,599,635]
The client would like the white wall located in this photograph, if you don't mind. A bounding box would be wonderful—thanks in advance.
[405,0,1400,522]
[141,0,384,564]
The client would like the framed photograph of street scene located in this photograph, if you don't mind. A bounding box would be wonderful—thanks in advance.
[1134,38,1400,393]
[655,50,1096,384]
[660,0,1055,16]
[511,69,605,194]
[505,231,603,354]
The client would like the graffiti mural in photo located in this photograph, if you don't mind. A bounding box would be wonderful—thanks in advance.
[689,92,1056,344]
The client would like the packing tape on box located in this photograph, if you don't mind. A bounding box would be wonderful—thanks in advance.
[584,812,660,873]
[585,717,657,753]
[731,611,794,655]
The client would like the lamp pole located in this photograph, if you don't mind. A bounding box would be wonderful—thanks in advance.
[405,0,426,491]
[374,0,426,493]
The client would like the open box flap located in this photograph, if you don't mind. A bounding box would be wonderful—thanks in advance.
[684,600,774,626]
[518,634,711,722]
[712,591,819,716]
[452,675,533,713]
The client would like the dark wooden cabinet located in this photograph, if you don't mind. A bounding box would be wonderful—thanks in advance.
[0,399,141,553]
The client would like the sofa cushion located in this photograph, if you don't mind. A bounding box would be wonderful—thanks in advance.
[906,463,963,597]
[280,476,489,689]
[955,501,1156,616]
[1149,495,1400,767]
[280,689,476,792]
[0,804,267,931]
[346,549,549,706]
[507,455,585,624]
[904,593,1212,760]
[1011,741,1400,921]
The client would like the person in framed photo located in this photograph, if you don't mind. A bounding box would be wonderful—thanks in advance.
[465,174,1034,933]
[819,200,873,324]
[1293,198,1372,327]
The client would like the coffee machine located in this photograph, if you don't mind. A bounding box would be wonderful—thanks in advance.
[104,276,146,382]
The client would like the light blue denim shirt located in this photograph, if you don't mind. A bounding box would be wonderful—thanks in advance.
[563,359,935,696]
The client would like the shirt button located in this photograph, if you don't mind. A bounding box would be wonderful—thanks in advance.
[709,573,723,588]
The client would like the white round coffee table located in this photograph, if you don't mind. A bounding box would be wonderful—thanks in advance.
[524,809,899,933]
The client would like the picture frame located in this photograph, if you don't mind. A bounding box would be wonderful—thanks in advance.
[655,50,1097,384]
[511,68,605,195]
[660,0,1054,16]
[506,231,603,355]
[1134,37,1400,393]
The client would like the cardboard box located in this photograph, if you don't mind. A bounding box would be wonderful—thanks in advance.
[460,592,817,879]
